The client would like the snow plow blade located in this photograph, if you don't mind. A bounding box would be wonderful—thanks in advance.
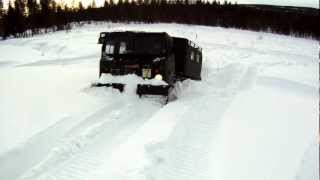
[136,84,171,97]
[92,83,125,92]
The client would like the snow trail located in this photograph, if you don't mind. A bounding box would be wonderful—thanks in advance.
[19,99,162,180]
[144,63,258,180]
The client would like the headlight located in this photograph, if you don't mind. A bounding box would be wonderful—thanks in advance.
[155,74,163,81]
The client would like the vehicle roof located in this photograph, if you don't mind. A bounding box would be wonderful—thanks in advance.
[173,37,202,51]
[99,31,202,51]
[101,31,169,38]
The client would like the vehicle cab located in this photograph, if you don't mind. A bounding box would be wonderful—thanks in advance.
[98,31,175,84]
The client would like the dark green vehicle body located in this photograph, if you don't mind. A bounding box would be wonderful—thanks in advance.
[97,31,202,97]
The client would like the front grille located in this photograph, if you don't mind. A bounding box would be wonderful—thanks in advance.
[124,64,139,74]
[124,68,136,74]
[111,68,121,75]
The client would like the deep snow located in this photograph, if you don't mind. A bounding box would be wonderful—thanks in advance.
[0,23,318,180]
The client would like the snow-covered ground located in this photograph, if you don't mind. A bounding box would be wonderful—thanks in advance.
[0,23,318,180]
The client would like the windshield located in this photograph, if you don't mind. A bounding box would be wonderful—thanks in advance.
[104,39,131,55]
[103,36,166,55]
[105,43,115,54]
[134,37,165,54]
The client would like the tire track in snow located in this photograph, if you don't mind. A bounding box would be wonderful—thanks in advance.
[33,152,102,180]
[2,100,121,180]
[258,76,317,96]
[19,99,162,180]
[16,54,98,67]
[146,63,258,180]
[146,97,232,180]
[0,116,76,180]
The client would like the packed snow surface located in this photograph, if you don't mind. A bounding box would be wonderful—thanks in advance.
[0,23,318,180]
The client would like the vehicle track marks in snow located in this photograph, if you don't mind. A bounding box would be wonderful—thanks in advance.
[145,63,259,180]
[258,76,317,96]
[146,97,231,180]
[20,99,162,180]
[16,54,98,67]
[0,116,77,180]
[31,152,102,180]
[18,101,123,180]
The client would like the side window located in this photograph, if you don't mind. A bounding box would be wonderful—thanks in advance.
[119,42,126,54]
[196,53,200,63]
[105,44,114,54]
[190,51,194,61]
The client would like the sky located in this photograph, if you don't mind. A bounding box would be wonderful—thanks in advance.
[230,0,318,8]
[1,0,319,9]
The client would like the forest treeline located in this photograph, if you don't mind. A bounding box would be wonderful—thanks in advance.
[0,0,319,39]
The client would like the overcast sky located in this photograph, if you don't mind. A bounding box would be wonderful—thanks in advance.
[229,0,318,8]
[2,0,319,8]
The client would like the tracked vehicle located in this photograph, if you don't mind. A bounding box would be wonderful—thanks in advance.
[94,31,202,100]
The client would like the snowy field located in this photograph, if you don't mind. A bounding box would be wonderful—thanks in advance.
[0,23,318,180]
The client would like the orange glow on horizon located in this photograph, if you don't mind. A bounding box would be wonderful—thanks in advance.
[2,0,106,9]
[58,0,106,8]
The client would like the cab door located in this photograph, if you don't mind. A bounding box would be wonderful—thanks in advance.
[184,47,202,80]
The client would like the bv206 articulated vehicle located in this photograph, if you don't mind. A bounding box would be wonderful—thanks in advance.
[94,31,202,102]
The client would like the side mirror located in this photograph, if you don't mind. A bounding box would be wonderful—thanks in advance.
[98,33,106,44]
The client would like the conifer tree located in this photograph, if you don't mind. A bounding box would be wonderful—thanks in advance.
[0,0,3,17]
[27,0,38,15]
[3,2,15,38]
[0,0,4,38]
[91,0,97,8]
[109,0,114,6]
[14,0,27,36]
[79,1,84,11]
[103,0,108,7]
